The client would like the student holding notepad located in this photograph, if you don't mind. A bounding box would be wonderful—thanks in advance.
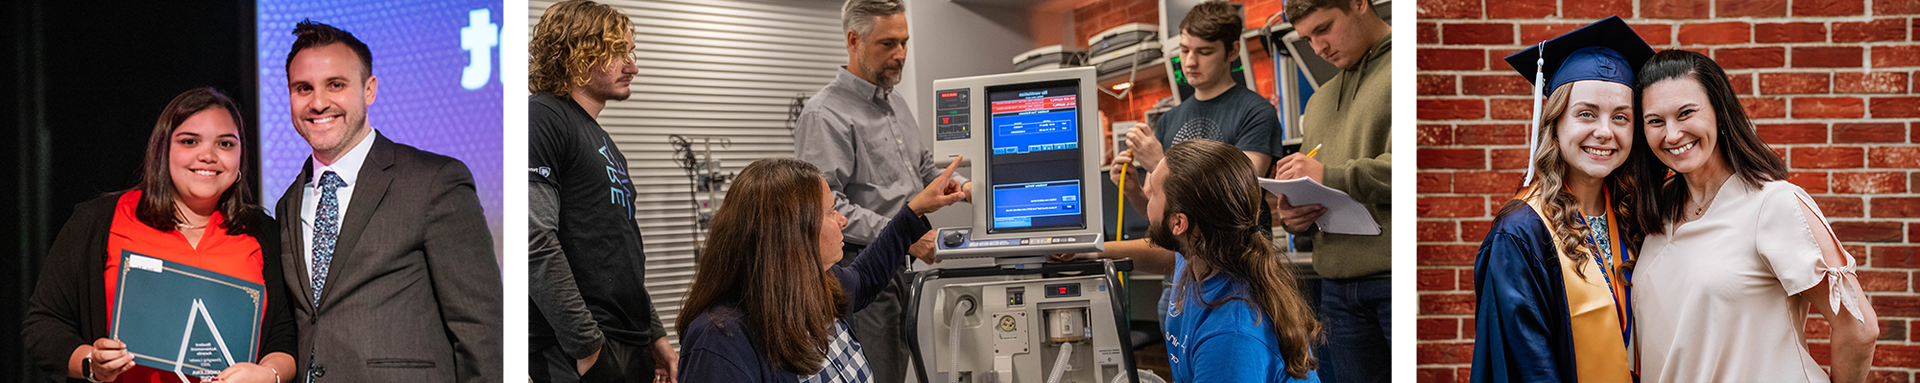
[24,88,297,383]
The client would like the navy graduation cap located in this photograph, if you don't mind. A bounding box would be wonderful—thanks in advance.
[1502,16,1655,186]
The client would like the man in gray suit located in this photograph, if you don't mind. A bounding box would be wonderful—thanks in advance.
[274,20,502,382]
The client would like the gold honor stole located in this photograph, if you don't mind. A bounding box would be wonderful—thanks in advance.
[1520,187,1633,382]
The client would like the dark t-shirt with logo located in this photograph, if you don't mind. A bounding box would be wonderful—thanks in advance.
[528,92,662,348]
[1153,85,1282,159]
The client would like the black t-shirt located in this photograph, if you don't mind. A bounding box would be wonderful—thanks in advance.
[528,92,662,347]
[1154,85,1283,159]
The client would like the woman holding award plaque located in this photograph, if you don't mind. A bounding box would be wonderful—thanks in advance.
[24,87,297,383]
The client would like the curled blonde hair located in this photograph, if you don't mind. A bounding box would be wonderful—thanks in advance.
[1516,83,1644,277]
[530,0,633,95]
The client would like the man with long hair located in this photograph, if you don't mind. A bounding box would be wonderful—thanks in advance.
[527,1,676,382]
[1146,139,1321,382]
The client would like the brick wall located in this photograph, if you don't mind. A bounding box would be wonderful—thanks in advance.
[1416,0,1920,380]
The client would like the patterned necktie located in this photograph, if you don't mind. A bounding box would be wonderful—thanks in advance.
[311,171,345,303]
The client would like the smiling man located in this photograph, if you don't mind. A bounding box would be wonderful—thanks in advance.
[1269,0,1393,381]
[277,19,502,383]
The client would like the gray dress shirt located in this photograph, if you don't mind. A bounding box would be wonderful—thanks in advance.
[794,67,942,245]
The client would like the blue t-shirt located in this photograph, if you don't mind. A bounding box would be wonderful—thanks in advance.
[1163,254,1320,383]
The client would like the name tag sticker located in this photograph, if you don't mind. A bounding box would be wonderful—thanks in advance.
[127,254,163,273]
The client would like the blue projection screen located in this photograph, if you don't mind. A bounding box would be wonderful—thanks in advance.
[257,1,504,259]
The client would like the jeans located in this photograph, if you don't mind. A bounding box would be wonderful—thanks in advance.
[1319,276,1391,383]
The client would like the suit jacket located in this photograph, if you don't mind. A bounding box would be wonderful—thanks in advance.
[24,192,296,383]
[276,134,502,383]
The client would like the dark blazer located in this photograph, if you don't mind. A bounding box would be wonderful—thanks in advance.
[275,134,502,383]
[23,192,297,383]
[1471,201,1578,383]
[677,205,931,382]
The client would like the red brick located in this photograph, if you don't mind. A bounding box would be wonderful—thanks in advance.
[1418,0,1484,18]
[1420,244,1480,265]
[1565,0,1633,18]
[1875,344,1920,368]
[1875,0,1920,14]
[1809,317,1833,339]
[1876,246,1920,268]
[1417,318,1459,340]
[1835,123,1905,143]
[1793,146,1866,168]
[1420,49,1485,71]
[1418,268,1459,291]
[1835,171,1907,193]
[1809,342,1832,365]
[1418,220,1456,242]
[1642,0,1709,18]
[1678,22,1752,45]
[1419,171,1453,193]
[1488,47,1526,72]
[1882,319,1909,342]
[1444,23,1515,45]
[1420,196,1486,218]
[1868,370,1909,383]
[1832,221,1905,242]
[1490,148,1530,169]
[1629,24,1675,46]
[1794,47,1865,68]
[1875,197,1920,218]
[1861,270,1910,291]
[1870,97,1920,118]
[1835,72,1910,93]
[1835,19,1909,42]
[1869,147,1920,168]
[1419,124,1454,146]
[1420,74,1457,96]
[1790,171,1831,193]
[1416,340,1475,364]
[1721,0,1789,16]
[1757,123,1828,143]
[1519,23,1586,44]
[1792,97,1866,119]
[1461,75,1530,96]
[1419,367,1458,383]
[1760,73,1831,94]
[1420,99,1487,121]
[1458,269,1477,291]
[1816,196,1865,217]
[1462,220,1495,242]
[1418,22,1439,44]
[1794,0,1867,16]
[1872,45,1920,68]
[1458,366,1474,382]
[1755,22,1828,43]
[1716,47,1786,69]
[1743,97,1789,119]
[1454,171,1523,194]
[1730,73,1755,95]
[1455,124,1526,146]
[1486,0,1555,18]
[1487,98,1532,120]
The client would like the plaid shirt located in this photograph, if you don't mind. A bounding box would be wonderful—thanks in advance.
[799,320,871,383]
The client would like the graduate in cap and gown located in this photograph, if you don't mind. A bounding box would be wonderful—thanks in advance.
[1468,16,1654,383]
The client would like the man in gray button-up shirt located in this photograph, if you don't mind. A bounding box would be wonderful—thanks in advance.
[791,0,937,381]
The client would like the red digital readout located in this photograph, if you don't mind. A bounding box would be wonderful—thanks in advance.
[990,95,1076,114]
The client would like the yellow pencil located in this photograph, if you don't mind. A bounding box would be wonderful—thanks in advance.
[1305,144,1322,157]
[1116,152,1127,237]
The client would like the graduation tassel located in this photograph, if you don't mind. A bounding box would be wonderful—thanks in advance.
[1523,48,1545,187]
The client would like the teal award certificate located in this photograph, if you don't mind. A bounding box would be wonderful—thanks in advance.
[110,249,263,380]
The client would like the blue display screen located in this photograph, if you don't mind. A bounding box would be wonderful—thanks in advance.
[986,80,1085,233]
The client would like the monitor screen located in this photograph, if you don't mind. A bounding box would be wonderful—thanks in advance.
[985,79,1086,233]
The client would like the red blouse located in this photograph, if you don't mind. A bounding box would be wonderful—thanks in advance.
[102,191,266,382]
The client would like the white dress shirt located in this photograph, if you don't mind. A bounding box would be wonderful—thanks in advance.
[301,129,378,282]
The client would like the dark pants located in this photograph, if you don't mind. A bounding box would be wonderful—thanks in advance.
[531,338,655,383]
[1319,276,1391,383]
[841,243,910,383]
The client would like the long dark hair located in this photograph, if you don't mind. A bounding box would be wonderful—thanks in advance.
[675,158,848,375]
[1158,139,1320,378]
[1626,50,1788,235]
[129,87,257,234]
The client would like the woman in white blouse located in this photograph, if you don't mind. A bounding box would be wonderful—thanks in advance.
[1627,49,1879,382]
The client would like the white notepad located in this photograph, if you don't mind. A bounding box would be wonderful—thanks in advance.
[1258,177,1381,235]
